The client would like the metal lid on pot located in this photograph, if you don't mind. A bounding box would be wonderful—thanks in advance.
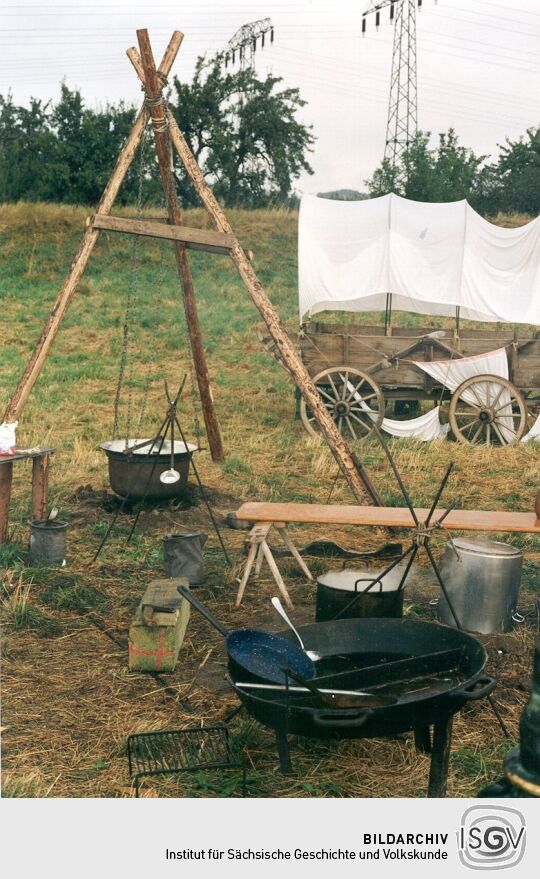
[448,537,521,558]
[317,567,405,594]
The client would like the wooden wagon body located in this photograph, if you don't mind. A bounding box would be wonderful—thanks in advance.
[297,320,540,444]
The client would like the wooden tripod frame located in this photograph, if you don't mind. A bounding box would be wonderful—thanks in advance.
[3,28,381,506]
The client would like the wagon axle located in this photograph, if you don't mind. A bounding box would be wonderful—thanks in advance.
[478,409,493,423]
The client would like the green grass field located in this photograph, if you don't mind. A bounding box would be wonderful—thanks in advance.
[1,202,539,798]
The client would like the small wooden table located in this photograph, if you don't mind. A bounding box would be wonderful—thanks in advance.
[0,448,54,543]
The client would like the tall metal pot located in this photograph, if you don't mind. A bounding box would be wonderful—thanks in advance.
[437,537,523,634]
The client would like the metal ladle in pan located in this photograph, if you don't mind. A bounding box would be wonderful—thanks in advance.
[271,596,323,662]
[160,398,181,485]
[177,585,316,685]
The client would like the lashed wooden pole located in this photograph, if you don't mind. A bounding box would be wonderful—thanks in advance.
[3,32,184,425]
[135,29,224,462]
[127,41,380,506]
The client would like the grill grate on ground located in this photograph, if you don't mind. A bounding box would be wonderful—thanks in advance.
[127,725,245,797]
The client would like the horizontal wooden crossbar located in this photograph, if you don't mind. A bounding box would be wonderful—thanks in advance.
[89,214,234,255]
[236,502,540,534]
[0,447,54,465]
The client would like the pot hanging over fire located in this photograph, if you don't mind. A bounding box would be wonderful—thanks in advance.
[99,439,198,500]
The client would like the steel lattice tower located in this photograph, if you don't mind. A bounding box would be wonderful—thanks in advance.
[363,1,419,169]
[225,18,274,72]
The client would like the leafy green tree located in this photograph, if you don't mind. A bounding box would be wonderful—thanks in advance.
[0,86,142,204]
[492,127,540,215]
[367,129,486,205]
[45,85,140,204]
[0,94,56,201]
[170,57,314,206]
[0,62,313,207]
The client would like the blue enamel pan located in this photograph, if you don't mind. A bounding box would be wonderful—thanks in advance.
[177,585,315,685]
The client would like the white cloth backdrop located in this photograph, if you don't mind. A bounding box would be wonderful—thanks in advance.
[298,193,540,324]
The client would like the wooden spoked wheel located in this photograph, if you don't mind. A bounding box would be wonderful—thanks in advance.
[449,375,527,445]
[301,366,385,440]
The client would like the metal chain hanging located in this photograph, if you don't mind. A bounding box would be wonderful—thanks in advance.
[162,82,203,453]
[112,127,148,443]
[189,360,203,450]
[135,217,168,437]
[114,73,202,452]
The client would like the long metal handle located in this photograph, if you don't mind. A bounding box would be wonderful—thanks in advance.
[176,585,229,637]
[373,425,419,526]
[271,596,305,651]
[169,406,175,472]
[235,681,377,697]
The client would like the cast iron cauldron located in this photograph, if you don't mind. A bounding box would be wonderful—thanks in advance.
[231,618,494,740]
[99,439,198,500]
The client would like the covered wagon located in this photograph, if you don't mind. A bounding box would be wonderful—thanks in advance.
[297,194,540,445]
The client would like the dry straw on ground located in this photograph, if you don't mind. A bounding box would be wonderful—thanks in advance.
[1,203,539,798]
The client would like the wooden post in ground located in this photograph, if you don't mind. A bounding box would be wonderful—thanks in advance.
[172,127,380,503]
[31,453,49,521]
[135,29,224,463]
[126,43,380,507]
[2,32,184,425]
[0,462,14,544]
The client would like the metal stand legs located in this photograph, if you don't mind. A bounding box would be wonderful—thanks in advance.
[427,715,453,798]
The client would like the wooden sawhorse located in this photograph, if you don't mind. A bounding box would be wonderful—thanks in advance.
[233,500,540,610]
[0,448,54,544]
[235,522,313,609]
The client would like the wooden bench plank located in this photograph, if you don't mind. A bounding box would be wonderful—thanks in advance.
[90,214,234,255]
[0,447,54,464]
[236,502,540,533]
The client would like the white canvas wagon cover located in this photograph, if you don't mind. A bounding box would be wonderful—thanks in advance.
[298,193,540,324]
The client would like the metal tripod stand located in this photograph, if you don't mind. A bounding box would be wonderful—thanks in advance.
[333,426,509,737]
[93,376,230,565]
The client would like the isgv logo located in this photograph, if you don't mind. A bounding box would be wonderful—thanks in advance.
[458,805,526,870]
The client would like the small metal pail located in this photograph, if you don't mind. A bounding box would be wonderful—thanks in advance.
[29,519,68,566]
[163,532,207,586]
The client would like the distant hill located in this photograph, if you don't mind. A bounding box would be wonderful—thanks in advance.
[317,189,369,201]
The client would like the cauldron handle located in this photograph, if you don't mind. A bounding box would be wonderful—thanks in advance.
[451,674,496,702]
[312,708,373,729]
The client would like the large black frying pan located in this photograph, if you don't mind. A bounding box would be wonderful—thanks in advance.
[231,618,495,740]
[177,586,315,685]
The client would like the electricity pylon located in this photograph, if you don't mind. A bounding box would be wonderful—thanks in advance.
[363,1,420,171]
[225,18,274,72]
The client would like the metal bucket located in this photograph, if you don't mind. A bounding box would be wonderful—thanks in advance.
[437,538,523,634]
[315,566,405,622]
[29,519,68,565]
[164,532,207,586]
[99,439,197,500]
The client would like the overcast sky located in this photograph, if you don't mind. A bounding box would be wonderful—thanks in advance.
[2,0,539,193]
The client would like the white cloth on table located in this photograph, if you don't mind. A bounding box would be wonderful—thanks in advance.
[298,193,540,324]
